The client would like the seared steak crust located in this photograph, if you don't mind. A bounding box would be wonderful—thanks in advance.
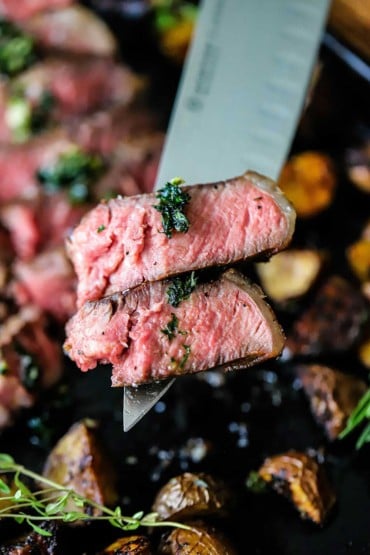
[64,269,285,387]
[68,171,296,307]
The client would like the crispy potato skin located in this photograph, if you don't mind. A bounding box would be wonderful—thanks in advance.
[152,473,232,521]
[258,451,336,524]
[158,521,237,555]
[99,535,152,554]
[285,276,368,357]
[278,152,336,218]
[298,364,367,440]
[42,420,117,515]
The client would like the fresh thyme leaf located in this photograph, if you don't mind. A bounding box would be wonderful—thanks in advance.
[339,388,370,441]
[154,177,190,238]
[161,313,179,340]
[37,148,105,205]
[0,478,10,494]
[26,520,52,537]
[0,20,36,76]
[356,421,370,449]
[167,271,198,307]
[0,453,192,535]
[0,453,15,467]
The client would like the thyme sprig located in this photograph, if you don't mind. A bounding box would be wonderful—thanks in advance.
[0,453,190,537]
[339,388,370,449]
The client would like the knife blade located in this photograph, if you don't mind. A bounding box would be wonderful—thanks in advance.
[123,0,330,432]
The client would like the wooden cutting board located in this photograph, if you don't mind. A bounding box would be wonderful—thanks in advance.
[329,0,370,61]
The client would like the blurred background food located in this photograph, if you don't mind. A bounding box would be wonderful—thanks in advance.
[0,0,369,553]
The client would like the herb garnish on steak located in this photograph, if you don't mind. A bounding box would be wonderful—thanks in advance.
[68,171,296,307]
[64,269,285,387]
[154,177,190,238]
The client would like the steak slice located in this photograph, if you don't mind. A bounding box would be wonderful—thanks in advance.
[64,269,285,387]
[68,171,296,307]
[19,4,117,57]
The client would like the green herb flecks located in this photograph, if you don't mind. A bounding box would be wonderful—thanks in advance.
[245,471,267,494]
[167,271,198,308]
[170,344,191,371]
[339,387,370,449]
[6,90,56,142]
[0,357,8,375]
[154,177,190,238]
[97,225,106,233]
[0,453,191,537]
[161,313,179,340]
[16,345,40,392]
[37,148,105,205]
[0,20,36,76]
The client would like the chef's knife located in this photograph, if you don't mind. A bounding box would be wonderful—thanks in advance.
[123,0,330,431]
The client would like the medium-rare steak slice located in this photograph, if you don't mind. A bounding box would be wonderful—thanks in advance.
[64,269,285,387]
[19,5,117,57]
[68,171,296,307]
[0,0,72,21]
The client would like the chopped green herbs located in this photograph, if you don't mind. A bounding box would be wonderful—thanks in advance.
[16,345,40,392]
[0,20,36,76]
[37,148,105,205]
[0,453,191,537]
[170,344,191,371]
[245,471,267,494]
[0,358,8,375]
[154,177,190,238]
[179,344,191,368]
[6,90,55,142]
[97,225,106,233]
[339,387,370,449]
[161,313,179,340]
[167,271,198,307]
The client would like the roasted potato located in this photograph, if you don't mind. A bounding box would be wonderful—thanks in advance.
[345,142,370,193]
[285,276,368,357]
[346,239,370,282]
[256,249,324,303]
[298,364,367,440]
[158,521,237,555]
[42,419,117,516]
[152,472,232,521]
[98,535,152,555]
[258,451,336,524]
[277,151,336,218]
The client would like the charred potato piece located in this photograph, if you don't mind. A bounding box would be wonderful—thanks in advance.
[99,535,152,555]
[285,276,368,357]
[346,239,370,282]
[42,420,117,515]
[256,249,324,303]
[258,451,336,524]
[158,521,237,555]
[298,364,367,440]
[277,151,336,218]
[2,522,59,555]
[152,472,231,521]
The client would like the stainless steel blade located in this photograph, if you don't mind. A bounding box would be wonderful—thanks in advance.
[123,0,330,431]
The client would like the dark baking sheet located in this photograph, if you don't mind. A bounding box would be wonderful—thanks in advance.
[1,4,370,553]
